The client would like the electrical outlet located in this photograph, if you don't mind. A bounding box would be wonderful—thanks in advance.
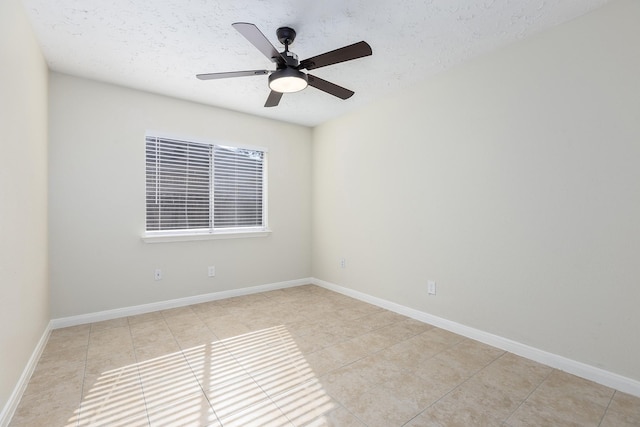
[208,266,216,277]
[339,258,346,269]
[427,280,436,295]
[154,269,162,281]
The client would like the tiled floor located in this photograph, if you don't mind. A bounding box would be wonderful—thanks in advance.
[9,285,640,426]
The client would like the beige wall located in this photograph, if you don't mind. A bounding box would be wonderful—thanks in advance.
[312,0,640,381]
[0,0,49,412]
[48,73,312,318]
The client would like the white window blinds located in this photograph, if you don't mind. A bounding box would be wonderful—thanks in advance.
[145,136,266,234]
[213,145,264,229]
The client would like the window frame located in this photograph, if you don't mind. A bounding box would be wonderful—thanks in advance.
[142,132,270,243]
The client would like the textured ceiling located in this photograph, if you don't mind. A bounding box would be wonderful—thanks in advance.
[22,0,610,127]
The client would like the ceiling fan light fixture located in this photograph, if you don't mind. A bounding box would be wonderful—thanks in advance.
[269,68,308,93]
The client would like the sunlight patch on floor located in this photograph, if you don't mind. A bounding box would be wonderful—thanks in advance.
[74,324,336,426]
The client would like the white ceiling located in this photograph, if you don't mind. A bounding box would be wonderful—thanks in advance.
[22,0,610,127]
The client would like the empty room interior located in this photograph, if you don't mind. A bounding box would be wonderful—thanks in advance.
[1,0,639,425]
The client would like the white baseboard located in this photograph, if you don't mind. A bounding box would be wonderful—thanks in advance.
[0,321,52,427]
[50,277,312,329]
[311,278,640,398]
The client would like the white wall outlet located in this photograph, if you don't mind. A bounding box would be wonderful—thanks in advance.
[339,258,346,269]
[154,269,162,281]
[208,266,216,277]
[427,280,436,295]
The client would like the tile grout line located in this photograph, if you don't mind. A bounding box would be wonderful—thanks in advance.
[161,309,225,427]
[127,316,154,427]
[400,341,506,426]
[75,326,91,427]
[597,390,616,427]
[174,302,276,426]
[502,365,555,425]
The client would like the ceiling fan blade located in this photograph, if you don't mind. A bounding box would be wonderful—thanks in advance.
[196,70,270,80]
[307,74,354,100]
[299,41,372,71]
[264,91,283,107]
[232,22,285,64]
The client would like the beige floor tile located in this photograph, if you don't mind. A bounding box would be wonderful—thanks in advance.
[141,377,204,413]
[342,384,419,427]
[271,380,339,426]
[216,293,267,308]
[172,326,218,351]
[147,391,221,427]
[600,409,640,427]
[380,335,438,370]
[9,406,81,427]
[334,303,382,320]
[325,322,373,340]
[205,317,253,340]
[415,327,465,348]
[505,398,605,426]
[223,325,297,358]
[90,317,129,332]
[182,344,246,390]
[506,371,613,427]
[300,348,349,377]
[164,313,207,332]
[381,372,449,413]
[606,390,640,420]
[230,349,304,376]
[444,376,524,421]
[82,361,140,398]
[348,330,397,354]
[79,373,147,426]
[533,369,615,406]
[372,318,432,344]
[302,405,366,427]
[36,345,87,370]
[47,328,90,352]
[252,359,317,397]
[406,397,505,427]
[318,366,376,405]
[85,347,136,373]
[347,352,406,386]
[473,352,551,399]
[23,362,85,398]
[192,307,233,324]
[127,310,164,325]
[51,324,91,338]
[441,339,505,370]
[290,329,342,354]
[410,354,472,393]
[130,320,174,348]
[134,338,181,362]
[317,338,369,367]
[87,325,134,358]
[359,310,408,331]
[161,305,197,318]
[416,342,499,383]
[218,398,294,427]
[205,372,271,419]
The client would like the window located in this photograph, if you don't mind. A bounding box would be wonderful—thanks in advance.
[144,135,268,241]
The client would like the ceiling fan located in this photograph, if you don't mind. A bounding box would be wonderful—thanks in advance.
[196,22,373,107]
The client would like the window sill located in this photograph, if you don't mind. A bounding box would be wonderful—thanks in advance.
[142,228,272,243]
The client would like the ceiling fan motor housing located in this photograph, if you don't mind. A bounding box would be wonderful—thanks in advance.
[276,27,297,46]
